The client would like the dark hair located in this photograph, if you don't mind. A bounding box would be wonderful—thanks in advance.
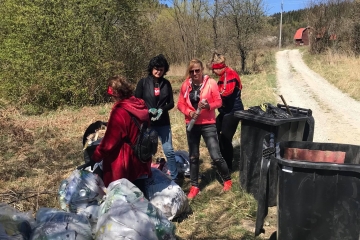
[147,54,169,76]
[107,75,134,100]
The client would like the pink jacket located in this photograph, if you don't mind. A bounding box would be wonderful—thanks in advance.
[177,75,222,124]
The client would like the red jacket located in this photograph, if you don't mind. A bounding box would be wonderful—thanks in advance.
[217,67,244,113]
[177,75,222,124]
[92,96,152,187]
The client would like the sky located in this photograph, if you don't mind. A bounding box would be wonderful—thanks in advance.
[265,0,308,15]
[160,0,308,16]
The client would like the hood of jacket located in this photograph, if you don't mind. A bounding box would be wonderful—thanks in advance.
[113,96,149,122]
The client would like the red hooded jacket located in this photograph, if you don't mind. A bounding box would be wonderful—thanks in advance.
[92,96,152,187]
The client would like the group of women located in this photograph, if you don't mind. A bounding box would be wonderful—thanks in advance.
[92,53,244,200]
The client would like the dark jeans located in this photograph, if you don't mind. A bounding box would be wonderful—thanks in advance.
[186,124,231,187]
[216,113,240,170]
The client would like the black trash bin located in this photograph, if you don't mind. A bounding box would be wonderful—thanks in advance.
[235,104,314,208]
[274,141,360,240]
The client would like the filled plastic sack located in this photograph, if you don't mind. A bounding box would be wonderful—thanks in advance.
[174,150,190,177]
[0,203,35,240]
[30,208,92,240]
[58,169,106,213]
[0,223,11,240]
[151,151,190,178]
[146,168,190,220]
[96,178,176,240]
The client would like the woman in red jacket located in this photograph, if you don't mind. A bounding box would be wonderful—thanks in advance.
[209,53,244,171]
[92,75,152,196]
[177,59,232,199]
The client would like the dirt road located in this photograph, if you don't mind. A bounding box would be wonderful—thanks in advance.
[276,49,360,145]
[241,49,360,238]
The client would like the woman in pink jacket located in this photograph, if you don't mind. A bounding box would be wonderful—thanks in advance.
[177,59,232,199]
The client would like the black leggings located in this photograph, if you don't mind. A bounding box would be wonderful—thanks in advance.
[216,113,240,170]
[186,124,231,187]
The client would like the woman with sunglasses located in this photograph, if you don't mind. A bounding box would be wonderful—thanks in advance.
[92,75,152,197]
[208,53,244,171]
[177,59,232,199]
[135,54,180,184]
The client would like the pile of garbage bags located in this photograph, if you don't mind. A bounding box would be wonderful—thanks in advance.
[0,166,190,239]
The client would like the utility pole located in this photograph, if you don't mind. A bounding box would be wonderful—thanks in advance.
[279,0,283,48]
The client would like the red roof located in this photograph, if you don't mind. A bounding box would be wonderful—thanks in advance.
[294,28,306,40]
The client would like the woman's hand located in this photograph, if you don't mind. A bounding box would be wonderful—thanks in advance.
[198,99,210,110]
[189,111,199,119]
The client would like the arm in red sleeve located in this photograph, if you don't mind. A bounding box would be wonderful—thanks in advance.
[177,82,193,116]
[92,108,127,162]
[208,78,222,110]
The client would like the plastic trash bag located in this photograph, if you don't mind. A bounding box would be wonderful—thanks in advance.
[151,151,190,178]
[174,150,190,177]
[98,178,145,216]
[0,203,35,240]
[58,169,106,213]
[96,178,176,240]
[0,223,11,240]
[31,208,92,240]
[248,103,291,119]
[146,168,190,220]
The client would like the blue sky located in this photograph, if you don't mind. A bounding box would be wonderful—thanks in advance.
[160,0,308,16]
[266,0,308,15]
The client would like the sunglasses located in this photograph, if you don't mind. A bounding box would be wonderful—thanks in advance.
[189,69,201,74]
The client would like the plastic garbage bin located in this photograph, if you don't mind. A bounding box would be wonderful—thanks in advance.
[273,141,360,240]
[235,104,314,208]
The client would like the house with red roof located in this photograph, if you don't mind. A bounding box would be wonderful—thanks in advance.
[294,27,310,46]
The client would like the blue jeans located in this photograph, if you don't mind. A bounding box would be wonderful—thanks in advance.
[186,124,231,187]
[152,125,178,180]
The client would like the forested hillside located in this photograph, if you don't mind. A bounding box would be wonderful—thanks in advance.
[1,0,359,113]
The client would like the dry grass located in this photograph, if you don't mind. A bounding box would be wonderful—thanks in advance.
[0,50,278,239]
[302,48,360,101]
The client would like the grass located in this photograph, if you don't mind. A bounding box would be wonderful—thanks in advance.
[0,49,278,239]
[302,48,360,101]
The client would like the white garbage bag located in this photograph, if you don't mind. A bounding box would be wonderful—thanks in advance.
[58,169,106,213]
[96,178,176,240]
[175,150,190,177]
[0,223,11,240]
[146,168,190,220]
[0,203,34,240]
[31,208,92,240]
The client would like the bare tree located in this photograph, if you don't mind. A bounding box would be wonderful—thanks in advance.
[222,0,266,73]
[204,0,220,50]
[307,0,353,54]
[172,0,206,61]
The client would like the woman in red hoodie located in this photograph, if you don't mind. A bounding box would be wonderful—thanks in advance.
[92,75,152,196]
[177,59,232,199]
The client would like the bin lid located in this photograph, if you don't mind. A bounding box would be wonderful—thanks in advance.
[234,110,309,126]
[278,141,360,172]
[278,157,360,173]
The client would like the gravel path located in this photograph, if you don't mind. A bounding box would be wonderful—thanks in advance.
[276,49,360,145]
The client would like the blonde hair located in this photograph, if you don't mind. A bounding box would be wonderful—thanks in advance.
[185,58,204,79]
[207,52,226,69]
